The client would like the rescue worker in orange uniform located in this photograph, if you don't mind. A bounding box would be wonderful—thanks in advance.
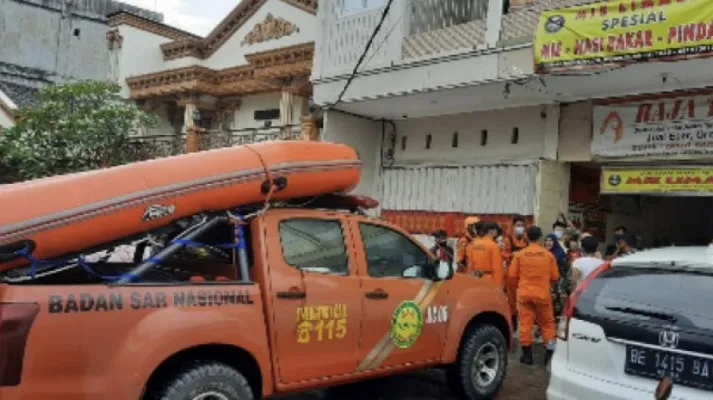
[467,221,504,288]
[508,225,560,366]
[502,215,529,332]
[456,216,480,272]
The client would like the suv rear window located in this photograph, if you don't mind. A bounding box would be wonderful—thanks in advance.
[577,266,713,331]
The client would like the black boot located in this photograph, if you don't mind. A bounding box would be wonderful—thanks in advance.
[520,346,533,365]
[544,349,554,366]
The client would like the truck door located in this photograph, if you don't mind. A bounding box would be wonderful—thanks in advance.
[262,210,362,385]
[348,218,450,372]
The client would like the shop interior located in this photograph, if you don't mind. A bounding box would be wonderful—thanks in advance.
[569,164,713,249]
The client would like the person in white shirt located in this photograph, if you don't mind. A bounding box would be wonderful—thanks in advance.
[571,236,604,288]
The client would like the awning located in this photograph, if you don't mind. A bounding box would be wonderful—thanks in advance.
[601,166,713,196]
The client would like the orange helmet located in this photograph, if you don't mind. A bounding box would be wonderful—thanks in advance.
[464,216,480,228]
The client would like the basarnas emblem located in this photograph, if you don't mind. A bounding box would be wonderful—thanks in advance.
[141,204,176,222]
[391,301,423,349]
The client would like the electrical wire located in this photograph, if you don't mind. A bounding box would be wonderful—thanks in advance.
[361,0,417,68]
[325,0,396,109]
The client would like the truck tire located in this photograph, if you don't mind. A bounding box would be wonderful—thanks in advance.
[447,325,508,400]
[154,361,254,400]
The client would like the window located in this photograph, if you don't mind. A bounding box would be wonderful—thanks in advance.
[425,134,432,149]
[452,132,459,148]
[401,136,407,151]
[480,129,488,146]
[579,266,713,331]
[511,127,519,144]
[502,0,511,14]
[166,219,244,265]
[279,219,349,275]
[254,109,280,121]
[359,223,431,278]
[341,0,387,15]
[5,214,253,285]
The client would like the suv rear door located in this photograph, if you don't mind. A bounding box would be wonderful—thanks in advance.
[569,264,713,397]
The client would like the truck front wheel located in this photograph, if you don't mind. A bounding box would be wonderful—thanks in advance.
[447,324,508,400]
[154,361,254,400]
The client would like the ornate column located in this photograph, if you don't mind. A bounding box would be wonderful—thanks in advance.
[217,97,242,132]
[300,115,320,141]
[279,90,294,139]
[182,101,205,153]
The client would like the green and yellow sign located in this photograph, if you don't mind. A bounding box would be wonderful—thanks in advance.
[601,167,713,194]
[534,0,713,73]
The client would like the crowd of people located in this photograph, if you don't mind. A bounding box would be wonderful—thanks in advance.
[429,214,637,367]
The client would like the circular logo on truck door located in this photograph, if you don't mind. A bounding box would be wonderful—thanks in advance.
[391,301,423,349]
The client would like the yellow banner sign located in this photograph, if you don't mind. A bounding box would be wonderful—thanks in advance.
[601,167,713,194]
[534,0,713,73]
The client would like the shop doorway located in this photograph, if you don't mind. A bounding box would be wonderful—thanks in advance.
[605,195,713,248]
[569,164,713,250]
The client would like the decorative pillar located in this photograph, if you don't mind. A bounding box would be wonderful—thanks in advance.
[217,97,242,132]
[300,115,320,141]
[279,90,294,139]
[182,102,205,153]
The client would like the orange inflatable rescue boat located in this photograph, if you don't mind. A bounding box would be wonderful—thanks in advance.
[0,141,361,272]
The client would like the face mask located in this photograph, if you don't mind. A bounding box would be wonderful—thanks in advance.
[514,226,525,236]
[554,230,564,240]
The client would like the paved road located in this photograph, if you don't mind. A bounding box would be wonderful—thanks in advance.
[280,347,549,400]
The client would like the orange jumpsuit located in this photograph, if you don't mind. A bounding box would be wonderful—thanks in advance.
[467,237,504,287]
[502,234,529,318]
[508,243,560,347]
[456,217,480,271]
[456,236,471,272]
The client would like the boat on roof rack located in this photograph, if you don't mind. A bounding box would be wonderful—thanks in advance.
[0,141,362,272]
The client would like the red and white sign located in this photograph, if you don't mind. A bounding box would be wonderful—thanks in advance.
[592,93,713,158]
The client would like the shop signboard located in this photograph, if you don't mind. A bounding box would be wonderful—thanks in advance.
[601,167,713,194]
[592,93,713,158]
[533,0,713,73]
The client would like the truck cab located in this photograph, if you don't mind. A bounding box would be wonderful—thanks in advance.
[0,195,511,400]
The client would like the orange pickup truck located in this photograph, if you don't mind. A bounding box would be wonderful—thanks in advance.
[0,144,511,400]
[0,196,512,400]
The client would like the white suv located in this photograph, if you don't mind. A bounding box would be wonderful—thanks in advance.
[547,246,713,400]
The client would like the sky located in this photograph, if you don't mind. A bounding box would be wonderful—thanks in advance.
[120,0,237,36]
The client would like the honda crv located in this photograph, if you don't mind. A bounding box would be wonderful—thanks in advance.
[547,246,713,400]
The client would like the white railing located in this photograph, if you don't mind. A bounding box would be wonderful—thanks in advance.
[316,0,407,78]
[410,0,489,35]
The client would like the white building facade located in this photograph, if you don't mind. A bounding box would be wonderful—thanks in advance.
[108,0,320,153]
[312,0,713,242]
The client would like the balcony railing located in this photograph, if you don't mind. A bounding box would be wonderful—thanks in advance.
[319,1,395,76]
[200,125,302,150]
[404,0,490,59]
[410,0,488,35]
[126,134,186,161]
[126,125,302,162]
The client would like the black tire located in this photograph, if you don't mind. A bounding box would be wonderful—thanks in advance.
[447,324,508,400]
[154,361,254,400]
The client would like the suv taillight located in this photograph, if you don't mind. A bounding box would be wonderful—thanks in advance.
[557,262,611,341]
[0,303,39,386]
